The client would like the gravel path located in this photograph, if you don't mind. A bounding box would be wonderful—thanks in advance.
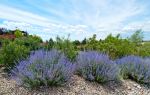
[0,68,150,95]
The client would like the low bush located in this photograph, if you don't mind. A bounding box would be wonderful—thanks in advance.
[137,42,150,57]
[75,51,120,83]
[116,55,150,84]
[54,36,77,61]
[14,36,42,51]
[0,42,29,69]
[11,50,75,89]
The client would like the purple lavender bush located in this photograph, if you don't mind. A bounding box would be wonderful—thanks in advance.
[76,51,120,83]
[11,49,75,89]
[116,55,150,84]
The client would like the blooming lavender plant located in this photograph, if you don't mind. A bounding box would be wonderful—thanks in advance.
[11,49,75,89]
[116,55,150,84]
[76,51,120,83]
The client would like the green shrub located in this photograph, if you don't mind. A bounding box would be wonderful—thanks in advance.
[14,36,42,50]
[0,42,30,69]
[0,38,11,45]
[14,29,23,38]
[86,34,136,59]
[137,42,150,57]
[129,30,143,45]
[45,38,54,50]
[54,36,77,61]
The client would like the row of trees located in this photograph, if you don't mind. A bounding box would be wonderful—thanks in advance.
[45,30,149,59]
[0,28,28,36]
[0,28,43,69]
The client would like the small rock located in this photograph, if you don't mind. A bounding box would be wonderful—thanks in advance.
[127,86,132,90]
[133,83,138,87]
[137,85,141,89]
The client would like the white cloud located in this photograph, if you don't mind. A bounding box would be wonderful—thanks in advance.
[55,0,145,39]
[0,5,54,27]
[0,20,89,40]
[0,0,148,40]
[123,20,150,32]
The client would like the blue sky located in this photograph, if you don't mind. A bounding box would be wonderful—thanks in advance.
[0,0,150,41]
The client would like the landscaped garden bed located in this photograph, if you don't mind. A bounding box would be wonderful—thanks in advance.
[0,28,150,95]
[1,67,150,95]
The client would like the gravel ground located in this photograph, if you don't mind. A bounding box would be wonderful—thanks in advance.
[0,67,150,95]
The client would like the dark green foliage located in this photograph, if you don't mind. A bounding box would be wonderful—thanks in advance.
[72,40,80,50]
[0,28,6,35]
[0,28,10,34]
[45,38,54,50]
[0,42,30,69]
[81,38,87,45]
[73,40,80,46]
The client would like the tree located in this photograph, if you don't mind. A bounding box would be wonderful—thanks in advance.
[81,38,87,45]
[86,34,99,50]
[129,29,143,45]
[14,29,23,38]
[31,35,43,43]
[73,40,80,46]
[54,35,77,61]
[47,38,54,50]
[14,35,43,50]
[97,34,136,59]
[0,28,4,35]
[0,28,9,35]
[0,42,30,69]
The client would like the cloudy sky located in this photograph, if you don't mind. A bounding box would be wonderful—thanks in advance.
[0,0,150,41]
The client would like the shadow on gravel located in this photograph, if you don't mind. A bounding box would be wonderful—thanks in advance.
[0,67,8,77]
[101,80,125,93]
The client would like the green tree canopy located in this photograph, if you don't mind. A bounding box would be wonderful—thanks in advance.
[14,29,23,38]
[129,29,143,45]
